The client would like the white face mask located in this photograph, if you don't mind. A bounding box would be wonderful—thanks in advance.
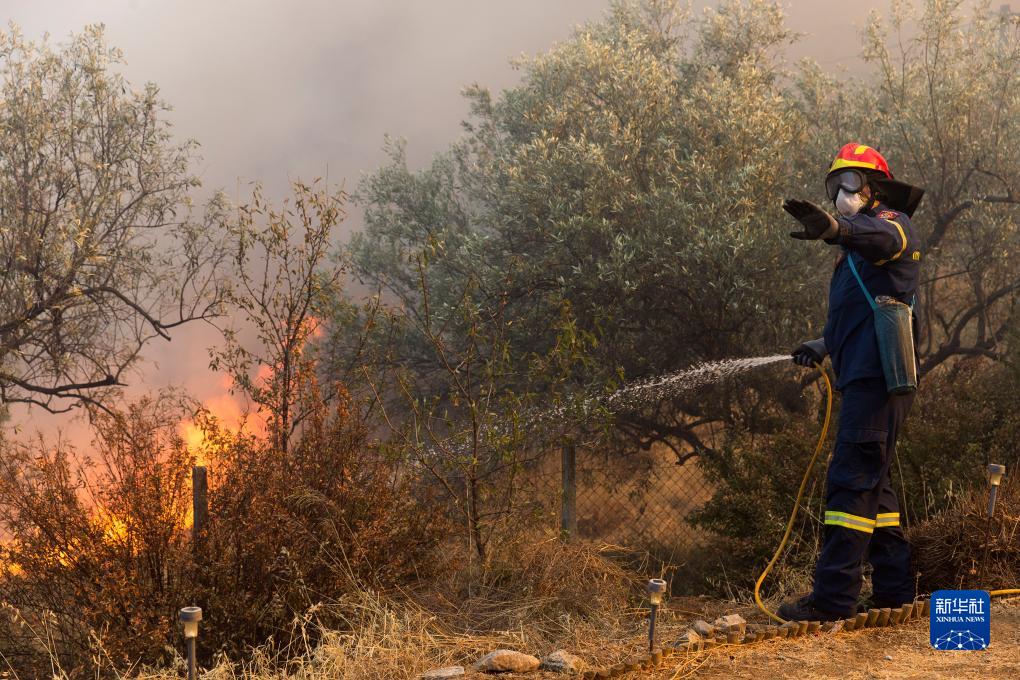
[835,188,867,217]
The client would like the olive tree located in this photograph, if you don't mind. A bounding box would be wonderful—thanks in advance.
[348,0,819,458]
[0,25,227,413]
[797,0,1020,373]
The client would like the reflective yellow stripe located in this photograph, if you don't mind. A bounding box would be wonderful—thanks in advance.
[826,511,876,526]
[874,219,908,266]
[876,512,900,528]
[825,511,876,534]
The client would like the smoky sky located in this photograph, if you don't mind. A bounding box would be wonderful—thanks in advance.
[6,0,904,204]
[8,0,623,203]
[3,0,927,431]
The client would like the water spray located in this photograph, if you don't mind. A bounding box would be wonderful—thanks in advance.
[605,355,790,414]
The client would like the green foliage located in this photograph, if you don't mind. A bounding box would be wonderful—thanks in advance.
[688,396,828,592]
[0,25,228,413]
[346,0,829,459]
[372,246,602,564]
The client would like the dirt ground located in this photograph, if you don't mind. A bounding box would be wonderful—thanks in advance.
[665,599,1020,680]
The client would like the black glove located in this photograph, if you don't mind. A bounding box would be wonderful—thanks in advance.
[783,199,840,240]
[792,337,827,367]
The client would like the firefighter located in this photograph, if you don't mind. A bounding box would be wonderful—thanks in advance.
[778,143,925,622]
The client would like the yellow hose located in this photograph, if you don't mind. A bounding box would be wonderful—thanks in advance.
[752,362,1020,623]
[754,362,833,623]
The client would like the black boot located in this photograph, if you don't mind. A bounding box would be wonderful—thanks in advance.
[777,595,846,622]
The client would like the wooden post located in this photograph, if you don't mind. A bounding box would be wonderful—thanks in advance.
[192,465,208,548]
[561,442,577,540]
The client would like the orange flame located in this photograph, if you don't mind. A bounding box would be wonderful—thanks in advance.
[181,421,209,466]
[180,313,320,461]
[179,373,269,466]
[98,514,128,543]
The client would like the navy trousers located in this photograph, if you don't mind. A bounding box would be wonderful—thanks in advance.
[812,377,915,616]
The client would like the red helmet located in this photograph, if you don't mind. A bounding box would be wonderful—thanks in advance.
[828,143,892,178]
[824,142,924,216]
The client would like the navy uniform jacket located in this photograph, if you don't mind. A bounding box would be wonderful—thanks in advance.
[822,203,922,390]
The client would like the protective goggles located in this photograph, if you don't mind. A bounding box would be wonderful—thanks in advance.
[825,168,867,201]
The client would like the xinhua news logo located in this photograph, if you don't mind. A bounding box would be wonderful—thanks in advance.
[930,590,990,650]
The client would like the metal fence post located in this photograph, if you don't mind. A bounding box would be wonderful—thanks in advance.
[561,442,577,540]
[192,465,208,550]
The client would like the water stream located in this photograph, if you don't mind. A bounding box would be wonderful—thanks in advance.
[603,354,790,414]
[428,354,793,453]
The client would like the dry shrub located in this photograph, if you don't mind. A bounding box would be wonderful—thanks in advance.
[0,386,446,678]
[193,384,448,661]
[0,393,195,676]
[689,421,827,597]
[438,532,636,627]
[909,472,1020,594]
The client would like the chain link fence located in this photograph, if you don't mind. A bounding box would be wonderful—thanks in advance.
[518,443,714,551]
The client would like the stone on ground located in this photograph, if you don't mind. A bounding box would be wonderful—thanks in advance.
[539,649,582,674]
[474,650,541,673]
[674,628,701,650]
[713,614,747,637]
[692,620,715,637]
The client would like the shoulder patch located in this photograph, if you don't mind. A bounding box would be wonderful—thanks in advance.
[877,210,899,219]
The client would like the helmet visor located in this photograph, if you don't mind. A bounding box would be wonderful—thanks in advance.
[825,169,866,201]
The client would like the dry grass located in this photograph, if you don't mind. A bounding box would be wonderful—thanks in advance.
[122,530,820,679]
[146,591,516,680]
[126,534,710,679]
[910,473,1020,593]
